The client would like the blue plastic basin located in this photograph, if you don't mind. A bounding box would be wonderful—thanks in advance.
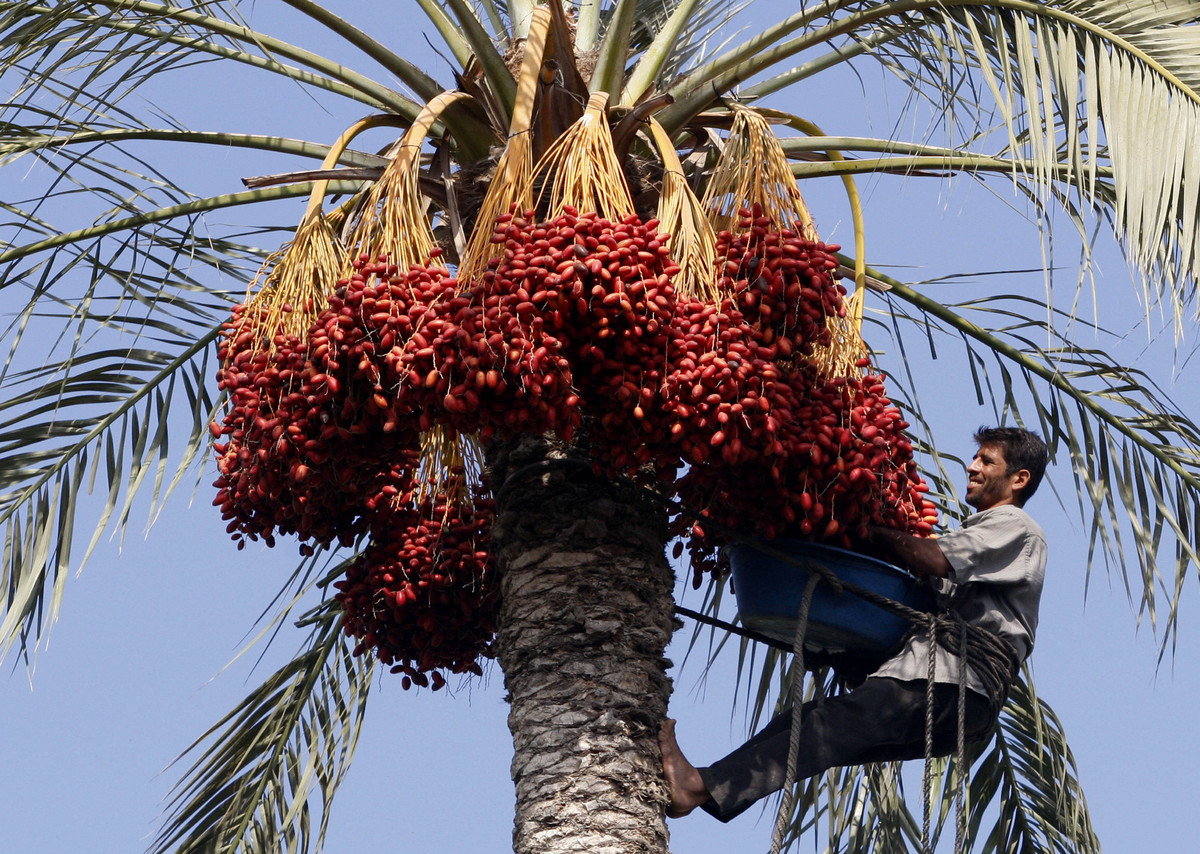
[727,539,935,652]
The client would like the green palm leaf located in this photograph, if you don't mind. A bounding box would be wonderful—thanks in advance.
[889,1,1200,312]
[0,337,217,661]
[150,594,374,854]
[2,1,422,115]
[622,0,751,105]
[967,674,1099,853]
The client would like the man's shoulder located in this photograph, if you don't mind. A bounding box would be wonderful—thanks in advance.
[964,505,1046,541]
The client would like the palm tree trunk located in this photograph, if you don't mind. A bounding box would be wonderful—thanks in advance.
[488,436,677,854]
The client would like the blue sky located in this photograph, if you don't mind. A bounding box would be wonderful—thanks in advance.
[2,2,1198,852]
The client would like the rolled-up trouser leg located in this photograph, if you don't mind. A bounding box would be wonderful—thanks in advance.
[698,677,996,822]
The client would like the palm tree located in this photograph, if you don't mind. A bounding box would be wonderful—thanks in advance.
[2,1,1197,852]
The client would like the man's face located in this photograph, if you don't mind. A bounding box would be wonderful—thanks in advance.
[965,442,1023,510]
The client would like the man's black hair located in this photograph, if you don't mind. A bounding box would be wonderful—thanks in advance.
[974,426,1049,505]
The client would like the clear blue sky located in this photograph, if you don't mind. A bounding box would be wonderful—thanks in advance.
[2,3,1197,852]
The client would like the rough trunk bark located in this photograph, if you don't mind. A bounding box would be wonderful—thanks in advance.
[488,436,677,854]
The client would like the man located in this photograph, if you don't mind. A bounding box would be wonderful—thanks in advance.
[660,426,1050,822]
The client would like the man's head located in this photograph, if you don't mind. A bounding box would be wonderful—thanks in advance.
[966,426,1049,510]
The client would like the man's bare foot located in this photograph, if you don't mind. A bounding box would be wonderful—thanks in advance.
[658,718,711,818]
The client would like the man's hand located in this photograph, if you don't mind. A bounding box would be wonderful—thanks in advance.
[862,525,953,578]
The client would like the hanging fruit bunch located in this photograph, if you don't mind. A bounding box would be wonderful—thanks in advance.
[333,432,499,689]
[316,92,466,441]
[426,208,586,443]
[516,98,682,479]
[715,210,846,360]
[210,9,939,685]
[654,110,847,487]
[210,121,386,551]
[661,107,936,584]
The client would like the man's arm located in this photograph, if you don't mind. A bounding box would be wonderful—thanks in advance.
[863,525,953,578]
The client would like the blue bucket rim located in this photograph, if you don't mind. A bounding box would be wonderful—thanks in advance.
[726,538,910,579]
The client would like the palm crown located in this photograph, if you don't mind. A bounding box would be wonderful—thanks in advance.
[2,1,1198,852]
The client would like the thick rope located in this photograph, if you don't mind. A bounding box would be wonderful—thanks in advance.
[917,609,1014,854]
[926,611,1019,711]
[956,618,969,854]
[922,617,938,854]
[769,572,821,854]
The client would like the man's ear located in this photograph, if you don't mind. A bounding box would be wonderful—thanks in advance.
[1010,467,1031,497]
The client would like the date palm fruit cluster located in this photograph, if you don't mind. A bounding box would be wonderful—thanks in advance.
[657,209,933,584]
[211,220,420,553]
[333,473,498,689]
[210,65,936,686]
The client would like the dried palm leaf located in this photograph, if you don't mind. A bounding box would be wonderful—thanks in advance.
[533,91,634,221]
[774,113,870,379]
[701,104,816,239]
[347,91,473,271]
[458,7,552,282]
[811,288,870,380]
[645,116,719,301]
[239,114,404,349]
[415,425,487,511]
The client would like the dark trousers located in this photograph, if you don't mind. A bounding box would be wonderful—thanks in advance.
[698,676,997,822]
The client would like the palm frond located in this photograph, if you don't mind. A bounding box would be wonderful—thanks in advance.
[658,2,830,126]
[413,0,473,70]
[621,0,752,105]
[1058,0,1200,89]
[0,184,369,272]
[591,0,641,97]
[623,0,743,67]
[1,122,388,174]
[0,1,419,116]
[0,341,216,661]
[440,0,518,118]
[150,595,374,854]
[469,0,510,45]
[967,673,1099,853]
[0,178,325,661]
[276,0,444,101]
[657,1,1198,328]
[854,0,1200,318]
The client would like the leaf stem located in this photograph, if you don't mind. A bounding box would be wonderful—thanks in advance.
[661,0,1200,131]
[5,129,387,170]
[0,183,367,270]
[74,0,421,114]
[277,0,443,101]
